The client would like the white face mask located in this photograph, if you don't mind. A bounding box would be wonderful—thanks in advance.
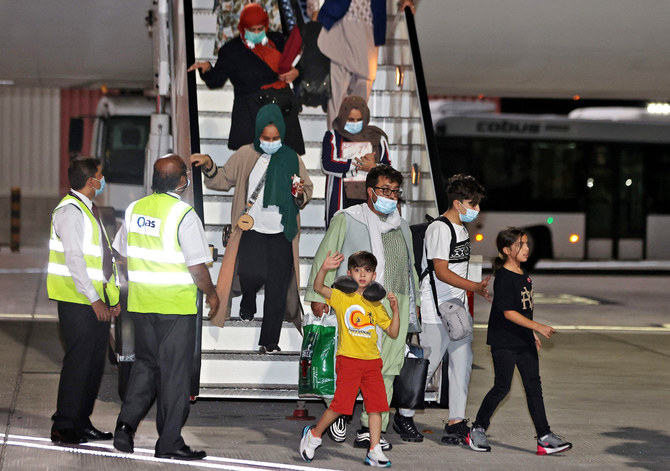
[175,177,190,193]
[259,139,282,155]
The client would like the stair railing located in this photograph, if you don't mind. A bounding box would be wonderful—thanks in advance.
[403,6,448,213]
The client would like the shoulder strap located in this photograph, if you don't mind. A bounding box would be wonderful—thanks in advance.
[426,216,454,317]
[436,216,457,258]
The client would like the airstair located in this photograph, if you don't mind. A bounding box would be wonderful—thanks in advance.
[188,0,437,399]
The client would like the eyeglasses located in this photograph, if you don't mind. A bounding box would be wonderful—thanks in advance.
[373,186,403,197]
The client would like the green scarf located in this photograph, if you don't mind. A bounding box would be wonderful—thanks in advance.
[254,104,300,241]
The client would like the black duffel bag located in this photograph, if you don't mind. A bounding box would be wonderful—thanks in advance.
[390,337,429,410]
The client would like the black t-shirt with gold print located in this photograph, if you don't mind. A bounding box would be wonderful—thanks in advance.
[486,267,535,348]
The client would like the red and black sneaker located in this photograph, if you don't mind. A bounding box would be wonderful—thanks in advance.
[537,432,572,455]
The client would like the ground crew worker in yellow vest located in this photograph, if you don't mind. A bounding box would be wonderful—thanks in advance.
[47,157,121,445]
[111,154,219,461]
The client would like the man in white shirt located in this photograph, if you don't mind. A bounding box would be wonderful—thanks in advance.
[47,157,120,444]
[112,155,219,461]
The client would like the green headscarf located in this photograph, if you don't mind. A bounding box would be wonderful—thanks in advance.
[254,104,300,241]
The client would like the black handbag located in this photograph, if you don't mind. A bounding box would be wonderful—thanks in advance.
[296,21,331,112]
[256,88,295,116]
[390,337,429,410]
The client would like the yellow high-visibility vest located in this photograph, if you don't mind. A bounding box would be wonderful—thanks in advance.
[47,195,120,306]
[125,193,196,314]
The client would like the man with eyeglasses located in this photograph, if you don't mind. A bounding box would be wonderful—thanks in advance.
[305,164,422,449]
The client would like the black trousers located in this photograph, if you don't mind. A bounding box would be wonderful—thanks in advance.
[53,301,110,431]
[237,230,293,347]
[474,345,551,437]
[117,313,195,454]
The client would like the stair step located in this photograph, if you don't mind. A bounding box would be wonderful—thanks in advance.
[200,353,300,385]
[196,384,439,402]
[201,180,436,227]
[200,140,428,169]
[202,318,304,351]
[191,52,416,93]
[198,113,424,147]
[196,88,422,119]
[197,385,303,400]
[201,351,300,360]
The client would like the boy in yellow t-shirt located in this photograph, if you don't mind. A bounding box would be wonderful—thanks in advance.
[299,250,400,468]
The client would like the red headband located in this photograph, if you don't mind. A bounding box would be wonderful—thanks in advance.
[238,3,269,37]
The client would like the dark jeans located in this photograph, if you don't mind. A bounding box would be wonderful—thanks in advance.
[237,229,293,347]
[474,345,551,437]
[117,313,195,454]
[53,301,110,431]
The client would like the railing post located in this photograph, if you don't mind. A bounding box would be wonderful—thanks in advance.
[10,187,20,252]
[403,7,448,213]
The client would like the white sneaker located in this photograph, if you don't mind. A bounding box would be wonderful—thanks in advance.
[299,425,322,462]
[365,443,391,467]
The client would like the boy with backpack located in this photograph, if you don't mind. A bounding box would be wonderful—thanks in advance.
[399,174,489,444]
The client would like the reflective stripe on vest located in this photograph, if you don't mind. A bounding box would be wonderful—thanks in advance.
[126,193,196,314]
[46,196,120,306]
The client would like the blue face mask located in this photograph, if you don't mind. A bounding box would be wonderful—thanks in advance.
[344,120,364,134]
[93,176,105,197]
[372,194,397,214]
[458,201,479,223]
[245,29,267,45]
[259,139,282,155]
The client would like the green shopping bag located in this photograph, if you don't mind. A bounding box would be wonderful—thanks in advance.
[298,311,337,398]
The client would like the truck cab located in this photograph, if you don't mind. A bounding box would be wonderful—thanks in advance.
[90,96,154,215]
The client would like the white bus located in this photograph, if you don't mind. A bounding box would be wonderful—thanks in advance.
[434,109,670,263]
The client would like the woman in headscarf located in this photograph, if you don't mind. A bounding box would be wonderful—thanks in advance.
[321,95,390,226]
[190,104,313,353]
[188,3,306,155]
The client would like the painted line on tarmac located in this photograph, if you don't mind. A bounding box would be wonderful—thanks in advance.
[2,315,668,332]
[4,434,343,471]
[474,323,670,332]
[0,313,57,320]
[0,268,46,274]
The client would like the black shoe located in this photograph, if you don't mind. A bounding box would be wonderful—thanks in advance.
[353,427,392,450]
[51,427,86,444]
[259,344,281,354]
[78,425,113,441]
[327,415,348,442]
[239,307,255,321]
[442,420,469,445]
[392,413,424,442]
[155,445,207,461]
[113,422,135,453]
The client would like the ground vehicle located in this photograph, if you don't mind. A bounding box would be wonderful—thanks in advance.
[90,95,155,215]
[435,110,670,261]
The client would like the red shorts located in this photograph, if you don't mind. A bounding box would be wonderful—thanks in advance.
[329,356,389,416]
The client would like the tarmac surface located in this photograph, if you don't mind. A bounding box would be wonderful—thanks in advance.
[1,246,669,470]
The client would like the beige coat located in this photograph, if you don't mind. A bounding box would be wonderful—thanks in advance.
[204,144,313,329]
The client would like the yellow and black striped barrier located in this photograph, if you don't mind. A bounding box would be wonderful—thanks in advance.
[10,187,20,252]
